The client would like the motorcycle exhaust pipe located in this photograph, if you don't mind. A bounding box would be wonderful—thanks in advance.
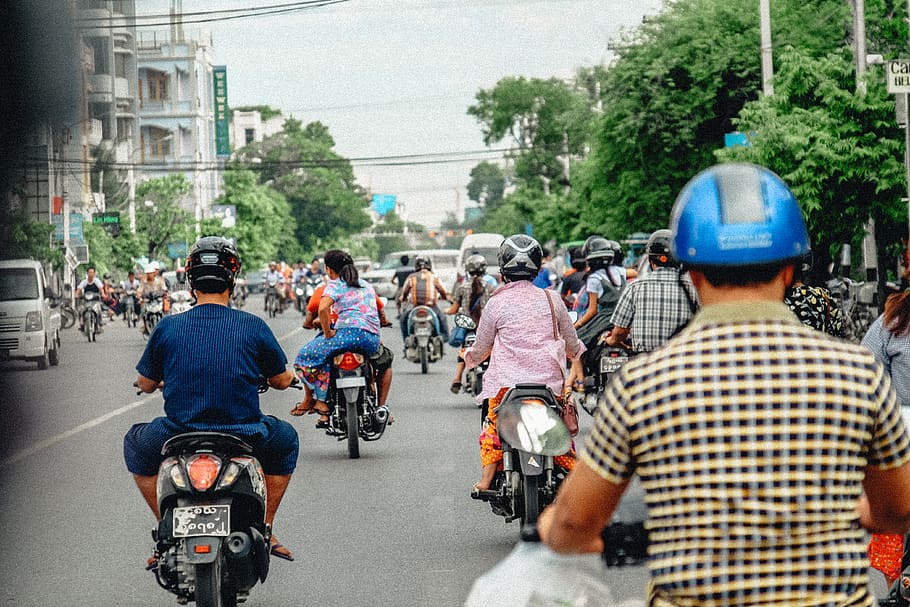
[225,531,252,559]
[373,406,389,426]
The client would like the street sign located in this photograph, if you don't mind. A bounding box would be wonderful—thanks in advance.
[887,60,910,93]
[371,194,396,216]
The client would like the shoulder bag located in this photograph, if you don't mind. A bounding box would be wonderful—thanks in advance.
[544,290,579,436]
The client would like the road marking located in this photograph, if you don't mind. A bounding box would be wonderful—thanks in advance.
[0,395,158,469]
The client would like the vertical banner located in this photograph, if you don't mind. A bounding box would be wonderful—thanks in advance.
[213,65,230,157]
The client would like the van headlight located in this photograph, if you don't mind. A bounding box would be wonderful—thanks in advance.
[25,311,42,331]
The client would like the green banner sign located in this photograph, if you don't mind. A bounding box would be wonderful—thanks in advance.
[213,65,230,157]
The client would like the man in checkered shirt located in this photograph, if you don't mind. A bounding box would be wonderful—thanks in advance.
[605,229,698,353]
[539,163,910,607]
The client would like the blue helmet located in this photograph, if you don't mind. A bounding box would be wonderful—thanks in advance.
[670,163,809,267]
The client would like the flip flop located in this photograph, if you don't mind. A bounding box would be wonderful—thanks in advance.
[270,541,294,562]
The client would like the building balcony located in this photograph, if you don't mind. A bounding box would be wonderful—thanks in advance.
[88,74,113,103]
[140,99,194,115]
[114,77,132,99]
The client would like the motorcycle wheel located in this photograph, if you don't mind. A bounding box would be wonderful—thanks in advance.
[420,347,428,374]
[520,474,541,527]
[85,314,95,343]
[194,557,237,607]
[346,397,360,459]
[60,306,76,329]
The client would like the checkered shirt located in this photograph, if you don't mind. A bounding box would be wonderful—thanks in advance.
[609,266,698,352]
[583,301,910,607]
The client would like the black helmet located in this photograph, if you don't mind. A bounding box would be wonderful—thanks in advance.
[499,234,542,281]
[465,254,486,276]
[646,229,676,267]
[414,256,432,271]
[186,236,241,293]
[582,236,614,267]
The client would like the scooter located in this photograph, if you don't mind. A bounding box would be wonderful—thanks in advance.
[454,313,487,400]
[403,305,444,374]
[471,383,572,532]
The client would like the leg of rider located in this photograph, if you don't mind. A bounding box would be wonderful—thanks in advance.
[378,367,392,407]
[264,473,291,528]
[133,474,161,519]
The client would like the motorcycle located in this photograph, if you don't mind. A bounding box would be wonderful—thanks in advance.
[170,289,194,315]
[319,350,390,459]
[231,281,248,309]
[454,313,487,401]
[581,345,631,415]
[471,383,572,531]
[294,276,322,314]
[148,432,272,607]
[143,292,166,336]
[264,281,282,318]
[80,291,103,342]
[403,305,444,374]
[122,289,139,328]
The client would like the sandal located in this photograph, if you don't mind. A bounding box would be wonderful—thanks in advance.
[313,402,331,428]
[269,538,294,562]
[290,393,316,416]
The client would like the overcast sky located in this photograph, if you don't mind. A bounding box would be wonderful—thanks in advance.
[139,0,664,228]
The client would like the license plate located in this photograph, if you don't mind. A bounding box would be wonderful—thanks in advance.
[600,356,627,374]
[415,327,431,336]
[336,376,365,388]
[173,505,231,538]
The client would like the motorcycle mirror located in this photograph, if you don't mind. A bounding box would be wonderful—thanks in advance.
[496,400,572,456]
[567,311,579,323]
[453,313,476,330]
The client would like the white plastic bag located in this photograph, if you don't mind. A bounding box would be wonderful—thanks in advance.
[464,541,619,607]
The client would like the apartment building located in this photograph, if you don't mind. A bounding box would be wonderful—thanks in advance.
[136,27,221,224]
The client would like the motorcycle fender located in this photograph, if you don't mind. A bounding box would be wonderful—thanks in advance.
[516,451,545,476]
[342,387,360,403]
[183,537,222,564]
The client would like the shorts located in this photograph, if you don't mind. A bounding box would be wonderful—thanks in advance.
[124,415,299,476]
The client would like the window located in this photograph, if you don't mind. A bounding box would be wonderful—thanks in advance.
[0,269,39,301]
[245,128,255,144]
[147,72,168,101]
[144,127,171,159]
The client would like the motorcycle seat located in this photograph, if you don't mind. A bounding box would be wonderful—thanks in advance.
[161,432,255,457]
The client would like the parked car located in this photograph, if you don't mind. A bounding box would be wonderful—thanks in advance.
[363,249,460,300]
[0,259,61,369]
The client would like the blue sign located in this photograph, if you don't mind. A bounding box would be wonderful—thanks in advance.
[69,213,84,243]
[371,194,396,216]
[724,131,752,148]
[167,242,188,260]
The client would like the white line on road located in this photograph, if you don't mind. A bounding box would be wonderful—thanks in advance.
[0,325,305,469]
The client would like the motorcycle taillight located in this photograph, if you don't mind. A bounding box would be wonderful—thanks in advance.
[414,309,430,318]
[334,351,365,370]
[186,454,222,491]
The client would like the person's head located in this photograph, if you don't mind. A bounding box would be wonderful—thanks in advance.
[465,254,487,277]
[86,266,96,279]
[646,229,677,268]
[127,270,135,279]
[324,249,359,287]
[310,258,320,270]
[400,255,410,266]
[670,163,809,288]
[499,234,543,282]
[414,256,432,271]
[142,263,156,279]
[268,260,277,271]
[582,236,614,271]
[185,236,241,295]
[569,247,586,271]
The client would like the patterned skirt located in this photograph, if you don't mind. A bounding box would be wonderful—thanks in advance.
[479,387,576,471]
[294,328,380,400]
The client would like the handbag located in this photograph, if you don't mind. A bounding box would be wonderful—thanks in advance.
[544,290,579,436]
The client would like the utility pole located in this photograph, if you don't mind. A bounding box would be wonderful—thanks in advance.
[759,0,774,96]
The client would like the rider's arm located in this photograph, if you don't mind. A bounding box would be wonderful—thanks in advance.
[574,291,598,329]
[539,460,630,553]
[605,325,630,347]
[135,374,162,393]
[318,296,334,338]
[859,462,910,533]
[397,277,411,306]
[434,276,448,301]
[267,369,296,390]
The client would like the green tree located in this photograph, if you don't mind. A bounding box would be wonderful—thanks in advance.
[135,174,193,261]
[0,208,62,266]
[466,161,506,209]
[214,169,294,269]
[573,0,851,239]
[232,119,371,258]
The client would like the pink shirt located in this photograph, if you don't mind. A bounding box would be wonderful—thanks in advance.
[465,280,585,402]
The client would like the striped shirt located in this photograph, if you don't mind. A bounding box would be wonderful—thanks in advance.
[609,266,699,352]
[862,313,910,406]
[583,301,910,607]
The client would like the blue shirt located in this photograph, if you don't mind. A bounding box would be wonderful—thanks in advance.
[136,303,287,430]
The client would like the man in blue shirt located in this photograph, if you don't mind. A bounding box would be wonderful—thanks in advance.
[124,237,299,561]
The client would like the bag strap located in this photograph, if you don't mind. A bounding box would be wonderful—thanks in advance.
[544,289,559,340]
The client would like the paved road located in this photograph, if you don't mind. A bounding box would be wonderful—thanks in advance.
[0,295,650,606]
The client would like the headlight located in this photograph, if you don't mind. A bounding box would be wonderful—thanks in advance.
[25,311,42,331]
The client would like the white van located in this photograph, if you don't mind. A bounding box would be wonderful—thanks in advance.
[0,259,61,369]
[457,232,505,286]
[363,249,460,299]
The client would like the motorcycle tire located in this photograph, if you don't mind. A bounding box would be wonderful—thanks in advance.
[85,314,95,343]
[521,474,541,527]
[346,398,360,459]
[194,557,237,607]
[60,306,76,329]
[420,347,428,374]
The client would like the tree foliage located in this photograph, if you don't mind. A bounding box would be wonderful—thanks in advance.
[466,161,505,209]
[135,174,194,261]
[0,208,62,266]
[232,119,371,259]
